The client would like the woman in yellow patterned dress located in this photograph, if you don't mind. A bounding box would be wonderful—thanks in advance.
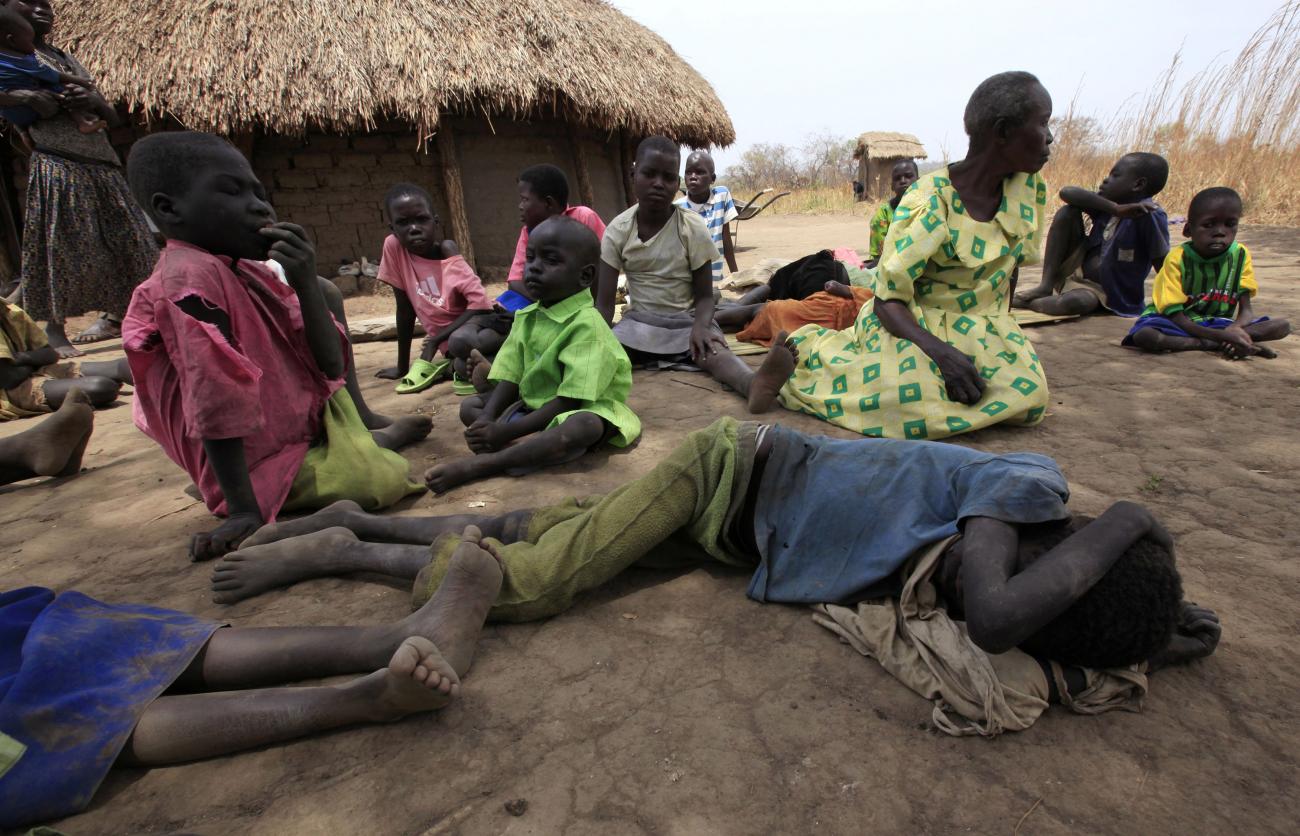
[777,72,1055,439]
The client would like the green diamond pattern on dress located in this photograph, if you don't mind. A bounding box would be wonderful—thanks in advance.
[933,176,951,188]
[1006,332,1026,346]
[1019,202,1034,222]
[973,265,986,280]
[941,241,957,259]
[953,315,976,335]
[895,206,912,221]
[899,383,922,403]
[798,382,817,395]
[903,419,928,439]
[895,234,914,252]
[898,356,917,374]
[906,260,926,279]
[951,195,965,215]
[863,426,884,437]
[863,363,881,383]
[895,338,913,352]
[957,291,978,311]
[859,393,881,412]
[946,416,972,433]
[829,355,851,364]
[971,236,986,259]
[916,279,933,297]
[997,350,1018,364]
[980,366,999,380]
[980,400,1008,416]
[832,374,848,394]
[1010,377,1038,395]
[1026,406,1045,423]
[865,334,881,353]
[922,212,942,233]
[824,398,844,418]
[975,337,989,350]
[998,196,1008,213]
[988,270,1006,289]
[806,351,823,370]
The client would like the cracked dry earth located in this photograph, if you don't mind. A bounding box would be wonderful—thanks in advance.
[1,217,1297,834]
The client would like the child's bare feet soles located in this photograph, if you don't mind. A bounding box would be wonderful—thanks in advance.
[24,388,95,477]
[240,499,367,548]
[424,457,495,494]
[468,350,493,393]
[363,636,458,721]
[210,527,362,604]
[747,331,798,413]
[372,414,434,451]
[399,525,503,677]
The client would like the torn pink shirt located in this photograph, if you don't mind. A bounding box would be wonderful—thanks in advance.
[123,240,346,521]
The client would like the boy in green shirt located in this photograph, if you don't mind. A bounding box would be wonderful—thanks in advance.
[424,217,641,492]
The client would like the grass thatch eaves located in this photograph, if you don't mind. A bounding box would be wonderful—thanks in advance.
[55,0,735,147]
[854,131,927,160]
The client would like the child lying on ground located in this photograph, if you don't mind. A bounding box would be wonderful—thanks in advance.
[1,301,129,420]
[676,150,739,282]
[210,418,1220,735]
[447,164,606,386]
[1123,187,1290,357]
[0,6,104,134]
[732,281,874,347]
[424,217,640,492]
[1014,153,1170,317]
[122,132,428,562]
[0,532,501,830]
[0,386,93,484]
[598,136,779,410]
[864,159,919,269]
[372,183,492,393]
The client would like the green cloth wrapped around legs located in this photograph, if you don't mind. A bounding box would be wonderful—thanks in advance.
[413,417,759,622]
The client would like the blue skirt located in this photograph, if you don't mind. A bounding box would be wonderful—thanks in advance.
[0,587,219,829]
[1123,313,1269,345]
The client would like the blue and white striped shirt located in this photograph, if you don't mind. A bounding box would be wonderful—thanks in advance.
[675,186,739,282]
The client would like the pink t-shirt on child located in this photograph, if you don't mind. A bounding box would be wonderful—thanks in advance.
[123,240,349,522]
[505,206,607,282]
[376,236,490,352]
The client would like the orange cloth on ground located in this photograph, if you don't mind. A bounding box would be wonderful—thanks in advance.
[736,287,874,347]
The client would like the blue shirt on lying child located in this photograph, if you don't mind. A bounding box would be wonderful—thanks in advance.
[1085,206,1171,317]
[0,53,63,128]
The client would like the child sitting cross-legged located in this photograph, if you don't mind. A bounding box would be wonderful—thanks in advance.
[1122,187,1290,358]
[445,164,606,387]
[122,132,426,562]
[373,183,493,393]
[424,217,640,493]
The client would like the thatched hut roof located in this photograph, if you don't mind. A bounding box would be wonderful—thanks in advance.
[854,132,927,160]
[55,0,735,147]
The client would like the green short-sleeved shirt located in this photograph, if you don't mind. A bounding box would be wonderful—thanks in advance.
[601,204,720,314]
[488,288,641,447]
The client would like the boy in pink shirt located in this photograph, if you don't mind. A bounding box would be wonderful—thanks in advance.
[373,183,491,393]
[447,165,605,385]
[122,132,426,561]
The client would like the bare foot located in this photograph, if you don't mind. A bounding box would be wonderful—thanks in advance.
[424,456,493,494]
[211,526,361,603]
[468,349,493,393]
[241,499,367,548]
[23,388,95,476]
[362,636,458,721]
[364,411,395,430]
[372,414,434,451]
[747,331,798,413]
[398,525,503,677]
[44,322,82,359]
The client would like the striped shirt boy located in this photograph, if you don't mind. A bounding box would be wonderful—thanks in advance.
[676,186,739,283]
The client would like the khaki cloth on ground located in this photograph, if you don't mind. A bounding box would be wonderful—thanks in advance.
[413,417,759,621]
[812,535,1148,737]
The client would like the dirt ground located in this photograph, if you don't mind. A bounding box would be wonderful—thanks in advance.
[2,215,1297,835]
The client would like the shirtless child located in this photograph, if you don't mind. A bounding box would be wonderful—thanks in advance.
[211,419,1219,728]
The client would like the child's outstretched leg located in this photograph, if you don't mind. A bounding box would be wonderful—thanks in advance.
[40,374,121,408]
[80,357,133,385]
[424,413,605,493]
[0,388,95,485]
[1014,205,1085,309]
[694,331,799,414]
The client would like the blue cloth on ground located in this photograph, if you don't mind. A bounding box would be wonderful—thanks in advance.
[1086,206,1171,317]
[1122,313,1269,345]
[747,426,1071,604]
[0,587,219,829]
[495,288,532,312]
[0,53,63,128]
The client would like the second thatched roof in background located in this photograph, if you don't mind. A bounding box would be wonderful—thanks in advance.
[54,0,735,147]
[854,132,928,160]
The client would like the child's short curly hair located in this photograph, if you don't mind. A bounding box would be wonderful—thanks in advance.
[384,182,436,216]
[519,164,570,208]
[126,131,241,221]
[1017,518,1183,669]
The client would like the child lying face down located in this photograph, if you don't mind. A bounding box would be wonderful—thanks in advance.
[122,132,427,562]
[1123,187,1290,357]
[0,528,502,830]
[212,419,1220,734]
[425,217,640,492]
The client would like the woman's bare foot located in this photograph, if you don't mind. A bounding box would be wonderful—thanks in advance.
[397,525,503,677]
[360,637,458,721]
[372,414,434,451]
[16,388,95,477]
[44,321,82,359]
[747,331,798,413]
[211,527,362,604]
[241,499,368,548]
[468,350,493,393]
[424,456,495,494]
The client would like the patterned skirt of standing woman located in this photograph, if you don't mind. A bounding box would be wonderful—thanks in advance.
[20,152,159,323]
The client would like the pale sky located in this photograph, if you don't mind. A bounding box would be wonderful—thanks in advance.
[610,0,1286,171]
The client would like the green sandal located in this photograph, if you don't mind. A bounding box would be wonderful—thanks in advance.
[395,358,450,394]
[450,374,478,396]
